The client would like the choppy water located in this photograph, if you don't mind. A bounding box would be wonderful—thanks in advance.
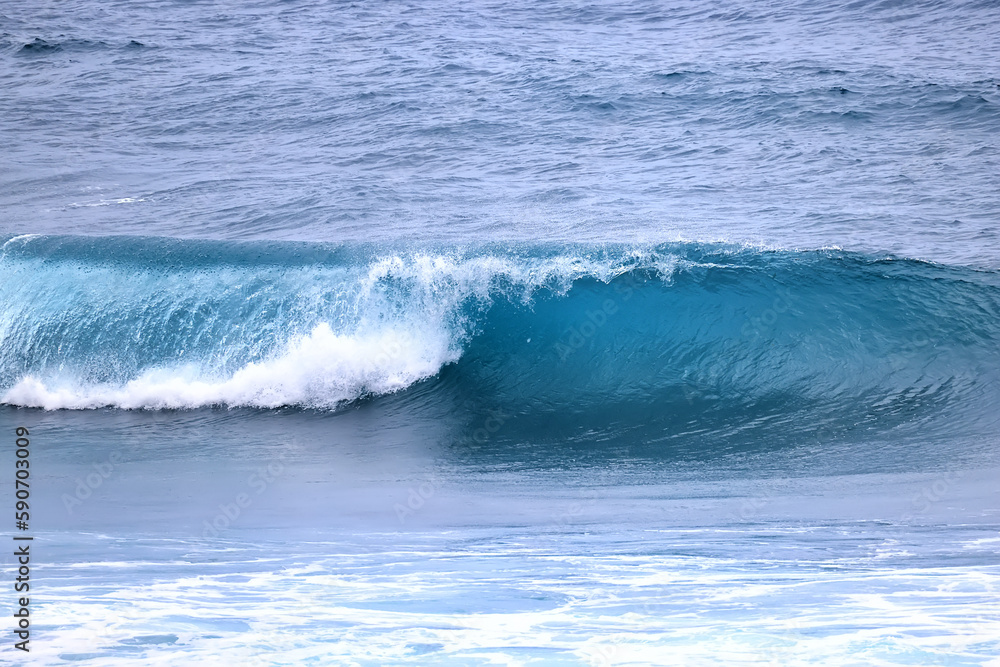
[2,1,1000,665]
[3,0,1000,265]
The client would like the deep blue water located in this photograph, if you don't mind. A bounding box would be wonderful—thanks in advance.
[2,1,1000,664]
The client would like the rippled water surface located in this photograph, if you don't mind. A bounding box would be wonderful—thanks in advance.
[2,0,999,264]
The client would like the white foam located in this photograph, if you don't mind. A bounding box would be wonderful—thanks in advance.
[31,547,1000,665]
[2,323,459,410]
[0,233,41,255]
[68,197,147,208]
[358,249,660,305]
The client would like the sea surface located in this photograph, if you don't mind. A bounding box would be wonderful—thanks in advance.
[1,1,999,665]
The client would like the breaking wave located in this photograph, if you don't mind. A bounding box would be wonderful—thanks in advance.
[2,234,998,444]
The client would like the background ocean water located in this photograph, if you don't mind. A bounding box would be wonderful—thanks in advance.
[2,1,1000,665]
[2,0,999,264]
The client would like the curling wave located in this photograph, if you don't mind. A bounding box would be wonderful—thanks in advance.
[1,235,998,442]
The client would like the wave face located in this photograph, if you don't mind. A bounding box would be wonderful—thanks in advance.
[2,235,999,441]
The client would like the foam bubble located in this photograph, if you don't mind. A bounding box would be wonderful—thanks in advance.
[2,323,459,410]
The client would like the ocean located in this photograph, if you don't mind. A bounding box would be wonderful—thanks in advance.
[1,1,999,664]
